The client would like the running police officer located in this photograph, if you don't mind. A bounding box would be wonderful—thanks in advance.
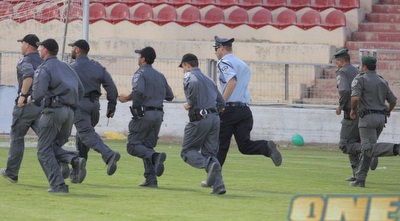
[349,56,397,188]
[119,46,174,188]
[213,36,282,169]
[1,34,43,183]
[333,48,378,182]
[179,53,226,195]
[68,39,120,182]
[31,38,86,193]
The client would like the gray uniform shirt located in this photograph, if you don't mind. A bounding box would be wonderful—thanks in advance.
[351,70,397,110]
[184,67,225,110]
[336,63,359,112]
[70,55,118,110]
[32,56,84,107]
[17,52,43,95]
[131,64,174,107]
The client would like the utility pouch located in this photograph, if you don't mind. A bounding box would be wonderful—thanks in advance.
[188,109,207,122]
[130,106,144,118]
[343,110,351,120]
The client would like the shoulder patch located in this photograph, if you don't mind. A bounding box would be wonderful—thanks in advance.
[336,75,341,85]
[351,79,358,88]
[18,57,24,64]
[183,71,191,79]
[133,73,140,83]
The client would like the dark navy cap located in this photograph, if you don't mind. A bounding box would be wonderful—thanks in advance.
[17,34,40,48]
[68,39,90,52]
[213,36,235,48]
[135,46,156,61]
[179,53,198,68]
[36,38,59,54]
[333,48,349,58]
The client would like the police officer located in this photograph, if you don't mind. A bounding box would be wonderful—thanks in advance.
[67,39,120,182]
[31,38,86,193]
[1,34,43,183]
[179,53,226,195]
[333,48,378,182]
[213,36,282,169]
[349,56,397,187]
[119,47,174,188]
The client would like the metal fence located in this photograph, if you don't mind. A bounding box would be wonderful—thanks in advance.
[0,51,337,105]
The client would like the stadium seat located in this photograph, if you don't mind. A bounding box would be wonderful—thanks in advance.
[271,9,297,30]
[62,3,83,22]
[119,0,142,6]
[223,7,248,28]
[130,4,154,24]
[296,9,321,30]
[214,0,238,9]
[310,0,335,12]
[198,7,224,27]
[167,0,191,8]
[238,0,263,10]
[13,2,36,23]
[175,6,200,26]
[191,0,214,9]
[335,0,360,12]
[320,9,346,30]
[35,3,61,23]
[90,0,119,7]
[247,8,272,29]
[89,3,106,24]
[4,0,21,5]
[146,0,168,7]
[262,0,286,10]
[0,1,14,20]
[286,0,311,11]
[152,5,177,25]
[105,3,130,24]
[31,0,48,5]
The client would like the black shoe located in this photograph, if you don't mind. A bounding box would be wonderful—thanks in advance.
[350,180,365,188]
[59,162,70,179]
[107,152,121,175]
[154,152,167,177]
[370,157,378,170]
[266,141,282,166]
[1,168,18,183]
[212,185,226,195]
[48,184,69,193]
[139,181,158,188]
[345,176,357,182]
[71,157,86,183]
[206,162,219,187]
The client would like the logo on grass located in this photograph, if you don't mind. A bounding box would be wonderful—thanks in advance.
[288,194,400,221]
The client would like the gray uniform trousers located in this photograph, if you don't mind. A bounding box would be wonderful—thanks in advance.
[339,118,361,177]
[37,107,77,188]
[126,110,163,181]
[356,114,396,181]
[181,113,223,188]
[7,104,42,176]
[74,98,114,163]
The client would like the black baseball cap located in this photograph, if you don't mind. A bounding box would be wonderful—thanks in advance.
[36,38,59,54]
[68,39,90,52]
[179,53,198,68]
[17,34,40,48]
[135,46,156,61]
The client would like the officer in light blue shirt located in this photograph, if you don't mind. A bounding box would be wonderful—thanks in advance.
[213,36,282,169]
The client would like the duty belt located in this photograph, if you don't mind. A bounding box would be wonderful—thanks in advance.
[144,107,163,112]
[225,102,249,107]
[364,110,386,115]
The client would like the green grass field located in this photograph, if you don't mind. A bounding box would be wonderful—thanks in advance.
[0,138,399,221]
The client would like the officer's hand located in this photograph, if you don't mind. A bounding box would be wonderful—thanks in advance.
[106,109,115,118]
[17,96,25,108]
[183,103,191,110]
[336,108,341,115]
[350,110,356,120]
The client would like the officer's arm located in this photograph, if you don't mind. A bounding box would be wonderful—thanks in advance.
[223,77,236,101]
[337,72,350,111]
[17,77,33,107]
[102,68,118,116]
[350,96,359,120]
[31,68,50,106]
[165,79,174,101]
